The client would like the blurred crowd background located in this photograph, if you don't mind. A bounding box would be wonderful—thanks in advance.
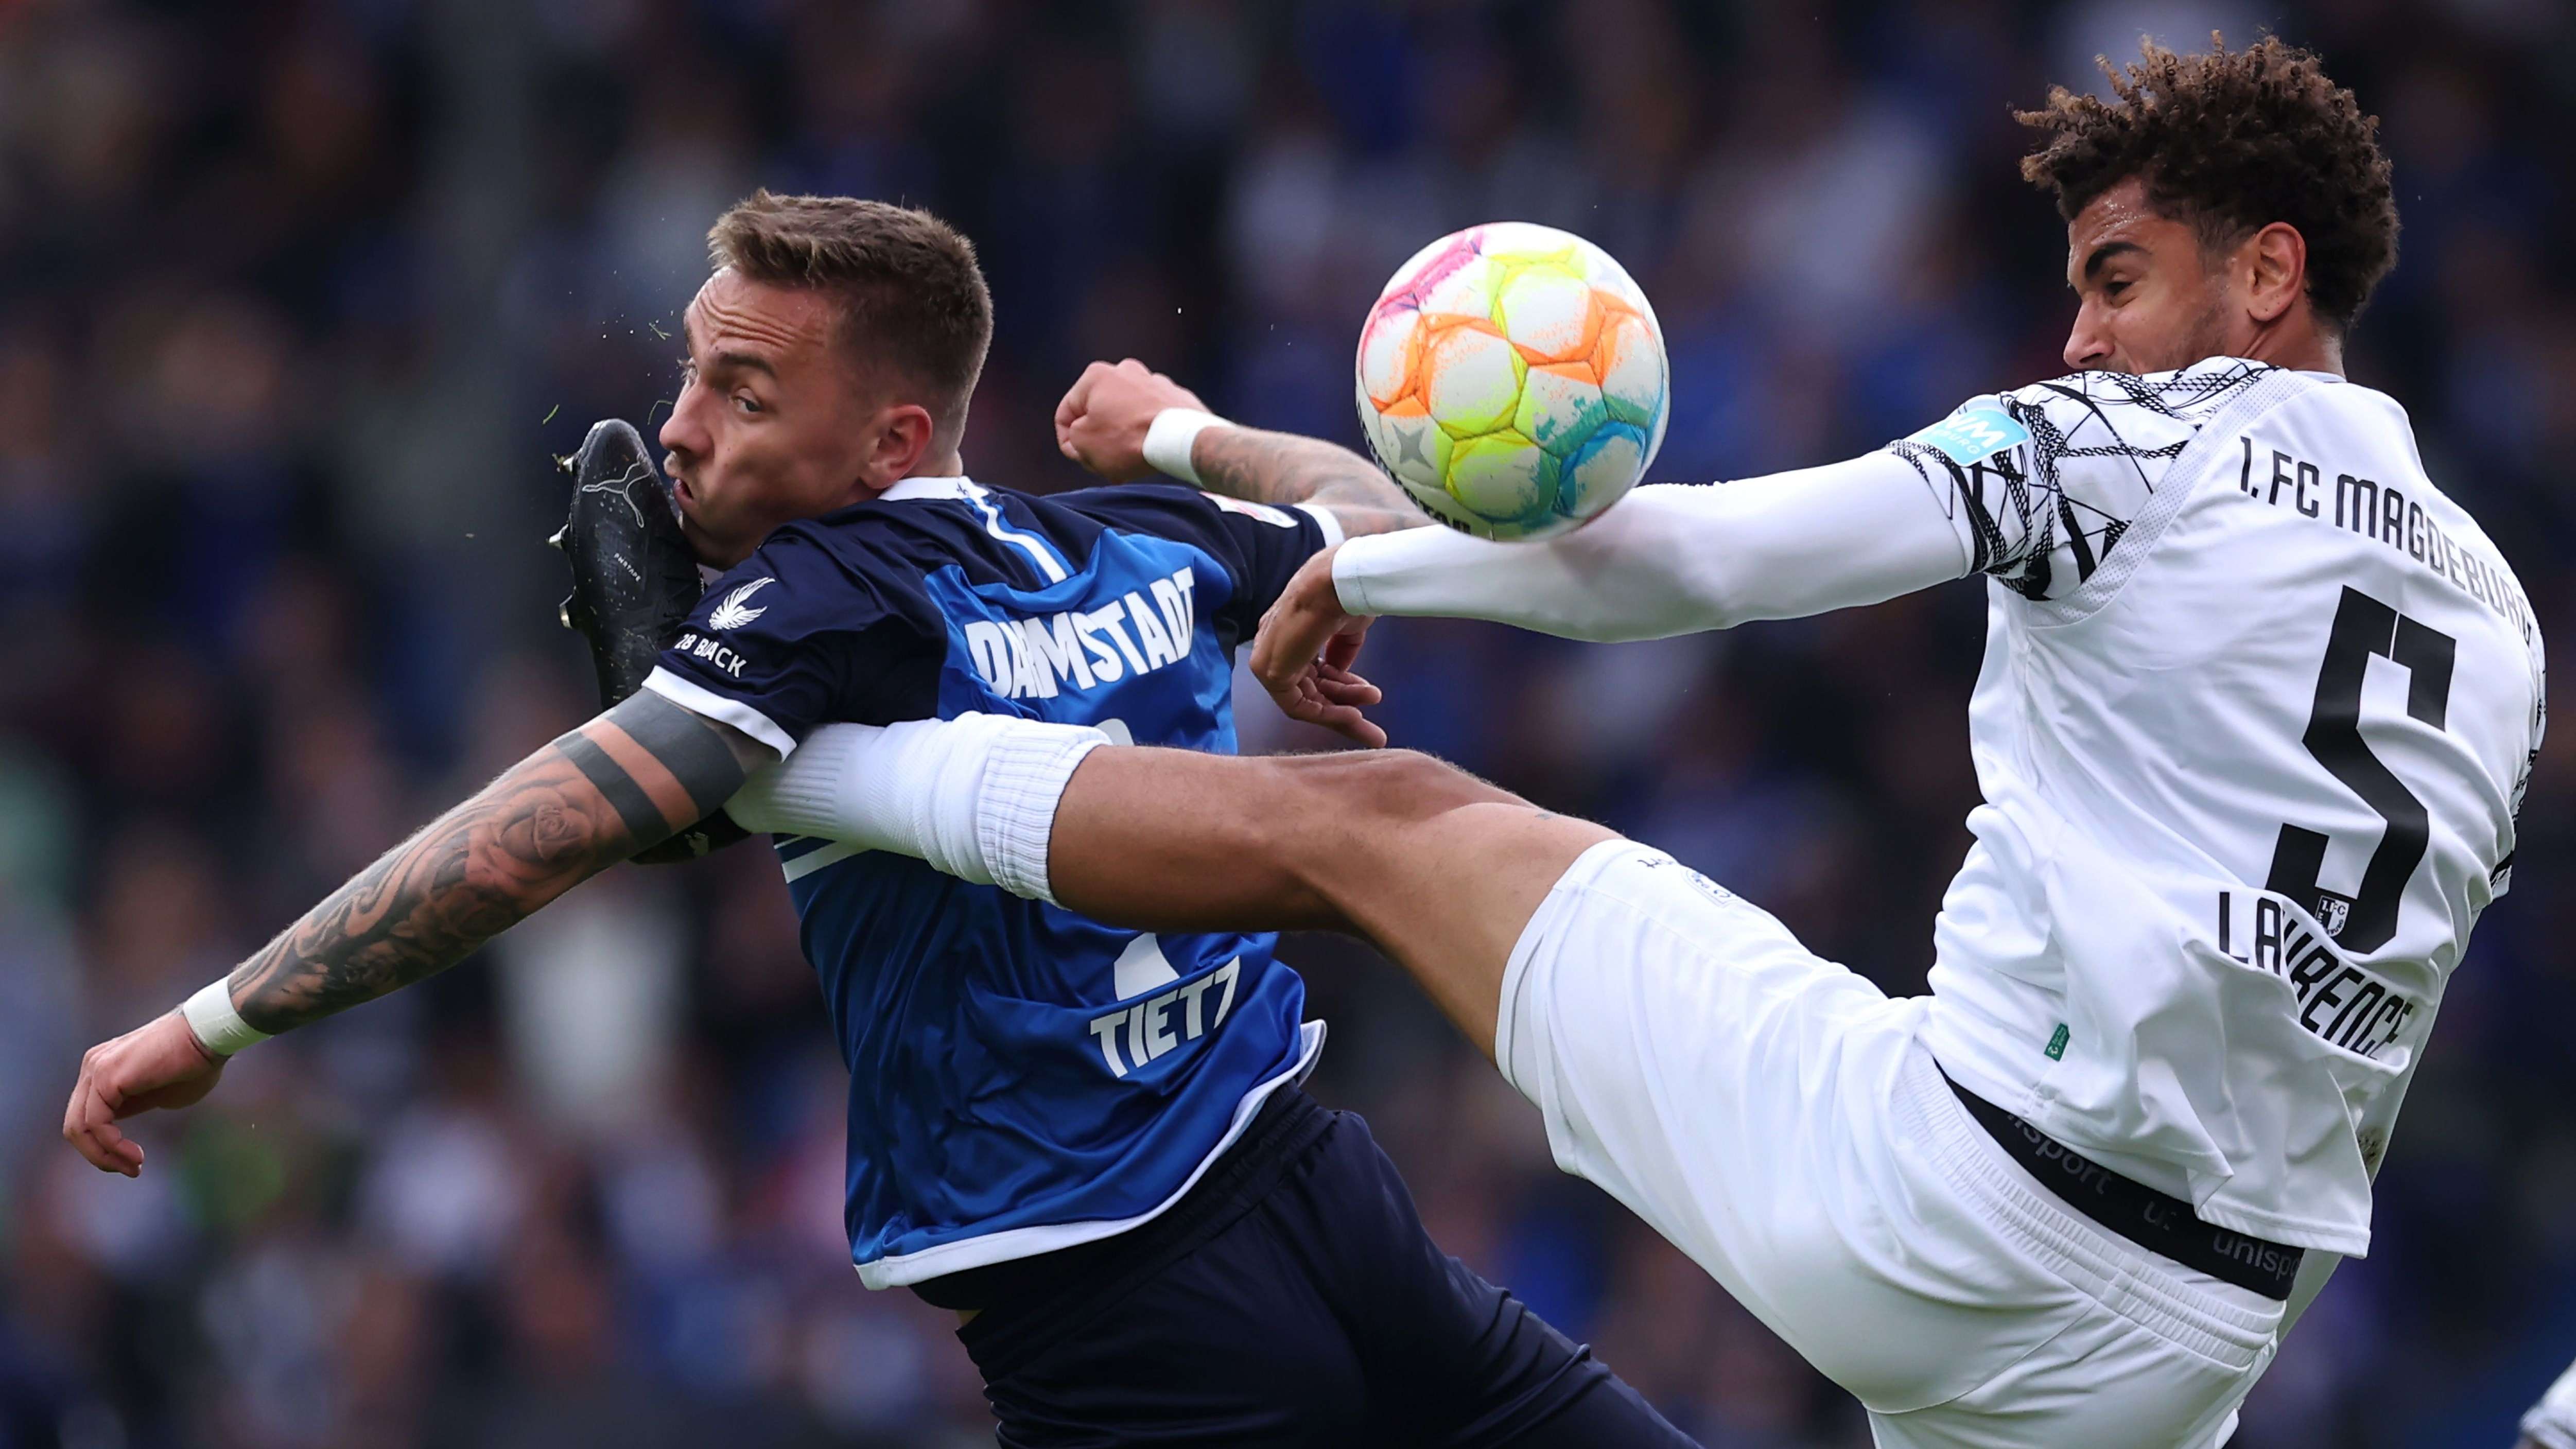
[1,0,2572,1445]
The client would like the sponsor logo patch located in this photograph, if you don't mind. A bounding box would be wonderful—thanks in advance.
[1088,956,1241,1078]
[1908,402,2031,467]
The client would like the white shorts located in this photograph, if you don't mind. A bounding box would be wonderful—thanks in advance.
[1495,842,2285,1449]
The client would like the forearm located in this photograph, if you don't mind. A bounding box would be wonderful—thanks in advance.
[1189,425,1428,539]
[1330,452,1971,641]
[225,695,759,1034]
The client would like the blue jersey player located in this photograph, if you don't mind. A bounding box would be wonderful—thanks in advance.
[649,453,1336,1288]
[66,192,1691,1447]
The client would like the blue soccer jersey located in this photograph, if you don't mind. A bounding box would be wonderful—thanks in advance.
[642,476,1337,1287]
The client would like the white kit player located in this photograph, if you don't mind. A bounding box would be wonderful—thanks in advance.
[679,38,2543,1449]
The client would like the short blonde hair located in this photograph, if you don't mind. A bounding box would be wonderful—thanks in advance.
[708,190,995,442]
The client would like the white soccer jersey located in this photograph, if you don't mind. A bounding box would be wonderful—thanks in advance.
[1330,356,2543,1260]
[1892,360,2545,1254]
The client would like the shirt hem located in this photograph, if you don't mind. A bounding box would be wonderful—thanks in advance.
[1920,1016,2374,1259]
[851,1018,1328,1288]
[2187,1199,2370,1259]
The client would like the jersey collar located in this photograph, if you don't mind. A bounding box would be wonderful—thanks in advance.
[876,475,980,502]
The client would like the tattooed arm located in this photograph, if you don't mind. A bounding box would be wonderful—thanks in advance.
[231,690,766,1030]
[1187,424,1425,539]
[1053,359,1428,539]
[63,691,769,1174]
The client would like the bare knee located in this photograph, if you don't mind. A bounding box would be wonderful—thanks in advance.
[1251,751,1615,1050]
[1267,748,1522,829]
[1250,749,1538,912]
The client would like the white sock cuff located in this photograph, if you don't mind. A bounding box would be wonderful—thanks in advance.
[715,715,1105,897]
[181,979,268,1056]
[976,724,1108,905]
[723,734,854,838]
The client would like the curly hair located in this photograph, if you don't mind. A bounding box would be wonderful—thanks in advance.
[2017,35,2399,332]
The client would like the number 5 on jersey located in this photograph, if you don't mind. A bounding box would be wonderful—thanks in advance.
[2268,586,2456,953]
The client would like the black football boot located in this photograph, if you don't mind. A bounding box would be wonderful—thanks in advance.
[552,417,702,704]
[551,417,748,860]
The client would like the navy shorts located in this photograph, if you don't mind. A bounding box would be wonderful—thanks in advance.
[928,1089,1695,1447]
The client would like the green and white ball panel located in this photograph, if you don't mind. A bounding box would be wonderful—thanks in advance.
[1514,366,1609,456]
[1492,265,1595,357]
[1446,432,1557,525]
[1420,326,1525,437]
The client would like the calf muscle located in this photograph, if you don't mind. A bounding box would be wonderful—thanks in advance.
[1046,748,1614,1056]
[1045,751,1352,933]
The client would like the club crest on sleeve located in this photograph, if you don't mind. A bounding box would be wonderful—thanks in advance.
[708,577,776,631]
[1909,401,2032,467]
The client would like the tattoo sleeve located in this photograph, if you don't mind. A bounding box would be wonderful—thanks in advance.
[225,691,771,1034]
[1191,426,1429,539]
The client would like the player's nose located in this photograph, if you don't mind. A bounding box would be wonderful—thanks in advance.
[659,393,709,468]
[2063,304,2114,371]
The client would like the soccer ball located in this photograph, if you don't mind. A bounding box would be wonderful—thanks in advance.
[1355,222,1668,540]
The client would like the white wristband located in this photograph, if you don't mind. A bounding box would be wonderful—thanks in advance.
[181,979,270,1057]
[1141,408,1230,485]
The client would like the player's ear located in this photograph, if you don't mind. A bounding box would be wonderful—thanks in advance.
[870,401,937,481]
[2243,222,2307,326]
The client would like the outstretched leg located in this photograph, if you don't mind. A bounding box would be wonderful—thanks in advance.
[1044,747,1617,1056]
[722,720,1622,1056]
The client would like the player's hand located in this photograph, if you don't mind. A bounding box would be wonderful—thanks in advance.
[1054,359,1211,483]
[63,1010,227,1177]
[1252,546,1386,747]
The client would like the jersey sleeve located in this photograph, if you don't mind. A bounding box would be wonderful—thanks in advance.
[1057,482,1339,639]
[1332,457,1968,641]
[641,531,927,758]
[1885,363,2270,602]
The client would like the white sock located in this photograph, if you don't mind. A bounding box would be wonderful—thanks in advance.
[974,723,1107,902]
[724,714,1108,903]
